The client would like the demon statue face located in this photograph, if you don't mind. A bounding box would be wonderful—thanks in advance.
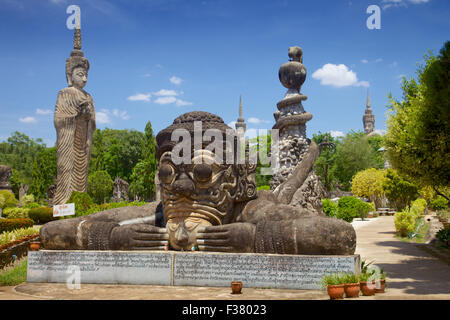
[156,111,257,250]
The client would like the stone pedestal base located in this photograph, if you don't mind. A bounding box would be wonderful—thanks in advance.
[27,250,360,290]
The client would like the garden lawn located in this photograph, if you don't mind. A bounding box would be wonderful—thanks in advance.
[0,258,27,286]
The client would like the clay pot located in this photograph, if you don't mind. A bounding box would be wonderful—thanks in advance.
[360,281,376,296]
[375,279,386,293]
[327,284,345,300]
[344,283,360,298]
[231,281,243,294]
[30,241,40,251]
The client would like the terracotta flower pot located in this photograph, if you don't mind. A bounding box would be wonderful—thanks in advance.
[327,284,345,300]
[344,283,360,298]
[360,281,376,296]
[30,241,40,251]
[375,279,386,293]
[231,281,242,294]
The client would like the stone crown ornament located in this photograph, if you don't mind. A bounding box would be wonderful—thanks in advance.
[65,29,90,85]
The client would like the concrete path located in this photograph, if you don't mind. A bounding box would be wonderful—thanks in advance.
[0,216,449,300]
[354,216,450,299]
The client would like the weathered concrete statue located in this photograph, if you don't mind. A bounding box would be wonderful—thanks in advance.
[113,177,129,202]
[40,111,356,255]
[53,28,96,205]
[0,165,12,192]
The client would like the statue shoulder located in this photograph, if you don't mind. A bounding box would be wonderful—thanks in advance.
[58,87,77,95]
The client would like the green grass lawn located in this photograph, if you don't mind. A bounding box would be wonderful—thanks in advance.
[0,258,27,286]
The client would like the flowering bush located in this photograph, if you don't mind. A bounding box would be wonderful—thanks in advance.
[394,210,416,237]
[0,218,34,233]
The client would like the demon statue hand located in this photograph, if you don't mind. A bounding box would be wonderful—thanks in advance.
[40,112,356,255]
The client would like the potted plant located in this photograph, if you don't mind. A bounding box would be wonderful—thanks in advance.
[343,273,360,298]
[374,268,386,293]
[321,273,345,300]
[359,272,376,296]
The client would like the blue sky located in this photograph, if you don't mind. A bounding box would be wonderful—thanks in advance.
[0,0,448,146]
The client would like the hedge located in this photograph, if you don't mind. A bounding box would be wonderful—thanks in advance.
[0,218,34,233]
[28,207,57,224]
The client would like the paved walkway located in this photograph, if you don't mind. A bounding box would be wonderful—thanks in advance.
[0,216,449,300]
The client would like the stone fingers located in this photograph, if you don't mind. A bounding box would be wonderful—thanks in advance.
[197,245,234,252]
[196,231,229,239]
[132,232,169,241]
[131,240,169,248]
[196,239,229,246]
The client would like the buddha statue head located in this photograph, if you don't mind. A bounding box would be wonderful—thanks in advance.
[156,111,257,250]
[65,29,90,89]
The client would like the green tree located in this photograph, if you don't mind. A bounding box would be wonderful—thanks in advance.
[312,132,338,192]
[30,147,57,201]
[90,128,145,182]
[333,131,382,191]
[351,168,385,209]
[129,121,158,201]
[0,132,47,194]
[384,42,450,201]
[382,169,419,211]
[249,132,272,188]
[87,170,114,204]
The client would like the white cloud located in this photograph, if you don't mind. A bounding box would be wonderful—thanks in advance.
[312,64,369,88]
[248,117,270,124]
[127,93,151,102]
[330,130,345,138]
[382,0,428,10]
[19,116,37,124]
[50,0,67,4]
[113,109,130,120]
[154,96,177,105]
[170,76,183,85]
[374,58,383,63]
[153,89,179,96]
[175,99,193,107]
[96,110,111,124]
[36,108,52,115]
[389,61,398,68]
[141,73,151,78]
[156,64,163,69]
[361,59,369,64]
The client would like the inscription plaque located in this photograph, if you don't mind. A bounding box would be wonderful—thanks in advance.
[27,250,359,290]
[27,250,171,285]
[174,252,359,289]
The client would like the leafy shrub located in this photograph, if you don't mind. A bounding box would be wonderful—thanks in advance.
[28,207,56,224]
[68,191,94,216]
[0,194,5,209]
[0,218,34,233]
[321,199,338,217]
[336,196,361,222]
[382,169,419,211]
[430,196,448,211]
[394,210,416,237]
[78,201,147,216]
[355,201,374,220]
[257,185,270,191]
[436,227,449,248]
[0,226,40,246]
[0,190,18,209]
[23,202,40,209]
[87,170,114,204]
[2,207,30,219]
[21,194,35,205]
[410,198,427,219]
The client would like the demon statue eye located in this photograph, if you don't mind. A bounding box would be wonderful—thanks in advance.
[159,163,175,184]
[193,163,212,182]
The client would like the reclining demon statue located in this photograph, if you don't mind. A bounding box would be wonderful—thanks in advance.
[40,111,356,255]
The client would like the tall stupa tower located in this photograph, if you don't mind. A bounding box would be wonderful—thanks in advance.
[235,95,246,134]
[363,90,375,135]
